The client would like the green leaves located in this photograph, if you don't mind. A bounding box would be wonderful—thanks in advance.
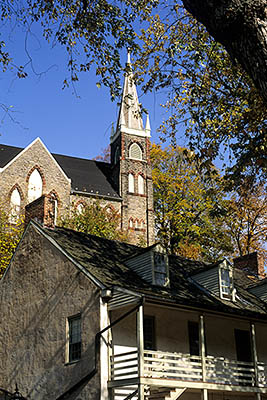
[136,4,267,186]
[0,206,24,277]
[59,200,129,242]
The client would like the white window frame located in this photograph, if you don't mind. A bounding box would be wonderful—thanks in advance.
[129,143,142,160]
[128,173,135,193]
[76,203,84,214]
[9,188,21,224]
[28,169,43,203]
[219,267,232,300]
[138,175,145,195]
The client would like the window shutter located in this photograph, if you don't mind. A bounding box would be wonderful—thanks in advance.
[129,143,142,160]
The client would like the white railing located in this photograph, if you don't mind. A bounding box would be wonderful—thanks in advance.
[205,356,255,386]
[258,362,267,387]
[144,350,202,381]
[110,349,267,388]
[110,350,138,380]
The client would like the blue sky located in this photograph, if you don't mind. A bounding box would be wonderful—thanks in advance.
[0,23,169,160]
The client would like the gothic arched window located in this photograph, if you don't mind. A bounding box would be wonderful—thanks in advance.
[138,175,145,195]
[76,203,84,214]
[128,173,135,193]
[129,143,142,160]
[28,169,43,203]
[10,188,21,223]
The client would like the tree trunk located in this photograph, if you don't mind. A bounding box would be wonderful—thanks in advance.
[182,0,267,103]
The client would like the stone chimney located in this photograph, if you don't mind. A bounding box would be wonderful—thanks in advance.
[233,252,265,279]
[25,194,56,228]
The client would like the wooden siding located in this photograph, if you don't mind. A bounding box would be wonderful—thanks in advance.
[191,266,220,296]
[125,251,153,284]
[249,283,267,302]
[108,290,140,310]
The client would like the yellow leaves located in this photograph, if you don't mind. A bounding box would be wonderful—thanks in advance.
[0,207,24,277]
[151,143,228,260]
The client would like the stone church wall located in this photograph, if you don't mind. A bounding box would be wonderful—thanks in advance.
[0,139,71,221]
[0,224,101,400]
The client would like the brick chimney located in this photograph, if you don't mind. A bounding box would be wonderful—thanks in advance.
[233,252,265,279]
[25,194,56,228]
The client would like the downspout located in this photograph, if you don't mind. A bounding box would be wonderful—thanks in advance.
[56,300,143,400]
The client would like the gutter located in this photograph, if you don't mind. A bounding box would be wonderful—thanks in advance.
[71,189,122,202]
[56,299,143,399]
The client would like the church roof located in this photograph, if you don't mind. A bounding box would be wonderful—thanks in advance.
[0,144,120,200]
[34,222,267,320]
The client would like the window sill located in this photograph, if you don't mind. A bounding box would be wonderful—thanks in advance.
[65,359,80,366]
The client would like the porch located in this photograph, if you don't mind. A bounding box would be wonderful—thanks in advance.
[110,349,267,386]
[106,302,267,399]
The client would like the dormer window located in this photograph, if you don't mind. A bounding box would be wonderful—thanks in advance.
[219,267,233,300]
[191,259,235,302]
[125,243,169,288]
[153,252,169,287]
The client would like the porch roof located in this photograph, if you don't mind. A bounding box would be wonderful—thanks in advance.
[39,223,267,320]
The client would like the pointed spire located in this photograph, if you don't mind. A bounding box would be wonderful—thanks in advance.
[110,52,151,143]
[127,50,131,65]
[145,113,151,133]
[117,53,144,131]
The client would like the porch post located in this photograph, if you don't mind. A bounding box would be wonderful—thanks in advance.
[251,323,259,386]
[137,303,145,400]
[201,389,208,400]
[199,315,206,382]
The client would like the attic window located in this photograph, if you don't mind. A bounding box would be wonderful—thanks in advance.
[153,252,168,287]
[220,268,232,300]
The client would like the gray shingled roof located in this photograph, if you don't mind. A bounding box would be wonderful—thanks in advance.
[38,223,267,320]
[0,144,120,200]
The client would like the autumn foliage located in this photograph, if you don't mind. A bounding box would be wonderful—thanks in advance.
[150,144,233,261]
[59,200,130,242]
[225,183,267,265]
[0,206,24,277]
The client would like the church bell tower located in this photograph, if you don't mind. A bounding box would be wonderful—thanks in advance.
[110,54,155,246]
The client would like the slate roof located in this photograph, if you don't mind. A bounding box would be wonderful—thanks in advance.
[0,144,120,200]
[37,223,267,321]
[0,144,22,166]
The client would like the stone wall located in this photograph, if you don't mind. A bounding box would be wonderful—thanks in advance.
[0,223,101,400]
[119,132,155,246]
[0,136,156,246]
[0,139,71,223]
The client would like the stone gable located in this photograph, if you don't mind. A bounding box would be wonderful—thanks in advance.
[0,139,71,221]
[0,223,100,399]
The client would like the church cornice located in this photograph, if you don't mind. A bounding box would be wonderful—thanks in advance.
[71,190,122,202]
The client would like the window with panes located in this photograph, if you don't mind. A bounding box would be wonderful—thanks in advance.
[220,268,232,299]
[68,315,81,362]
[153,252,167,286]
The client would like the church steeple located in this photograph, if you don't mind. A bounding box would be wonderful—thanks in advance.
[110,53,155,247]
[111,53,150,143]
